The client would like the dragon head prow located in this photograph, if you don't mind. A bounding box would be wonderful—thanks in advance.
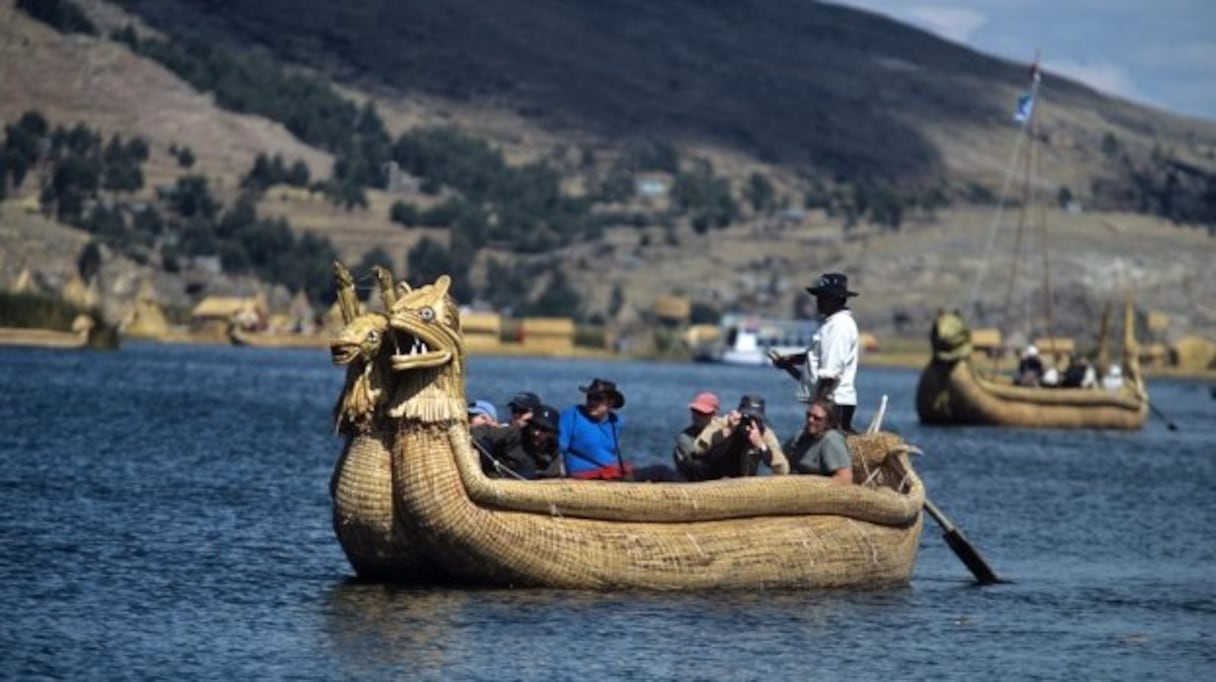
[930,309,972,362]
[388,275,464,371]
[330,312,390,366]
[384,274,468,423]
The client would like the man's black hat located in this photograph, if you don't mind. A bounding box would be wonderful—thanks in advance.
[806,273,859,299]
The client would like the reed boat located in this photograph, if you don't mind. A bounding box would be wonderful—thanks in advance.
[916,308,1148,430]
[0,325,90,349]
[916,57,1148,431]
[0,314,104,350]
[327,265,924,590]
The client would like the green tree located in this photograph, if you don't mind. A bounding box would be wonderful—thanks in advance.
[389,200,419,227]
[608,283,625,317]
[745,172,776,213]
[16,0,96,35]
[524,268,583,320]
[77,242,102,282]
[353,247,396,290]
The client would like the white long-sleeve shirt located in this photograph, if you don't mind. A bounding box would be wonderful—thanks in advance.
[798,309,859,407]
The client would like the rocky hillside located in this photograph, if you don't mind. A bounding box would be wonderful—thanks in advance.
[1,0,1214,346]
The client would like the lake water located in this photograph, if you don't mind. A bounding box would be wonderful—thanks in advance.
[2,342,1213,680]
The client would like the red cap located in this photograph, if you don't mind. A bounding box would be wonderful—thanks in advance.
[688,392,720,414]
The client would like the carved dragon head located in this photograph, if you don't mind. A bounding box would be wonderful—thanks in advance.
[930,309,973,363]
[329,311,394,433]
[329,261,399,433]
[385,274,467,423]
[330,312,389,366]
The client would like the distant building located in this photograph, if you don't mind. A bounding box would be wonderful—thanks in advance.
[635,172,671,198]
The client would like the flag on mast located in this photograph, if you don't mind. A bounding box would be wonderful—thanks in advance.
[1013,52,1041,123]
[1013,93,1035,123]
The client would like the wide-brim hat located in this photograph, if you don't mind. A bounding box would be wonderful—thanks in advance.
[806,273,859,299]
[579,377,625,408]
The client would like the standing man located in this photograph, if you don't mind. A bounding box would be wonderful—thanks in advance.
[770,272,860,432]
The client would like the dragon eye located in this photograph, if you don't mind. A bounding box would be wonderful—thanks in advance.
[419,307,435,321]
[367,330,380,343]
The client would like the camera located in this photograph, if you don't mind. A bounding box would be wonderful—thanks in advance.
[738,414,764,433]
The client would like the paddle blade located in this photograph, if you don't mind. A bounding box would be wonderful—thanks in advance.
[942,528,1001,585]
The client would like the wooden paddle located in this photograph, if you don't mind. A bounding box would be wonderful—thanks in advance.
[922,499,1002,585]
[767,350,1002,585]
[1149,402,1179,431]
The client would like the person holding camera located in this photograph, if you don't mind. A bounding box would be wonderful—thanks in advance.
[689,394,790,480]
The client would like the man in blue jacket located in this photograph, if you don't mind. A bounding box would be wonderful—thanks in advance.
[559,377,632,480]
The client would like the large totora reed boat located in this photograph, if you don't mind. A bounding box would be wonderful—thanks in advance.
[326,263,925,590]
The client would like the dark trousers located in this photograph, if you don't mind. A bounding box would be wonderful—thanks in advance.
[836,404,856,433]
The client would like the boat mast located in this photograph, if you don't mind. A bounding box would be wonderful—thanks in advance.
[964,53,1039,329]
[1029,59,1059,357]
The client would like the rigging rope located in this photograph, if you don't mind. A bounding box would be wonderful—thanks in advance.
[963,76,1042,320]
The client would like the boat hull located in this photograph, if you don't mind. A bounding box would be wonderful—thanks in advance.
[354,424,924,590]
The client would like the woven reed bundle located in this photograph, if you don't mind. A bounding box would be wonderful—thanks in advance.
[388,421,922,590]
[456,431,922,526]
[331,431,441,580]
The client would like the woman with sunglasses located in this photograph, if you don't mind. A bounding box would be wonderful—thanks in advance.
[783,398,853,484]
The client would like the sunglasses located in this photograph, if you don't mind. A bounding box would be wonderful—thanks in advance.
[806,412,828,421]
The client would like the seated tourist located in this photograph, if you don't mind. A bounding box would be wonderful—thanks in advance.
[1041,366,1061,388]
[506,391,543,428]
[1014,344,1044,386]
[1061,354,1098,389]
[559,378,633,480]
[468,399,499,428]
[473,404,563,479]
[783,398,853,484]
[689,394,790,480]
[673,391,720,481]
